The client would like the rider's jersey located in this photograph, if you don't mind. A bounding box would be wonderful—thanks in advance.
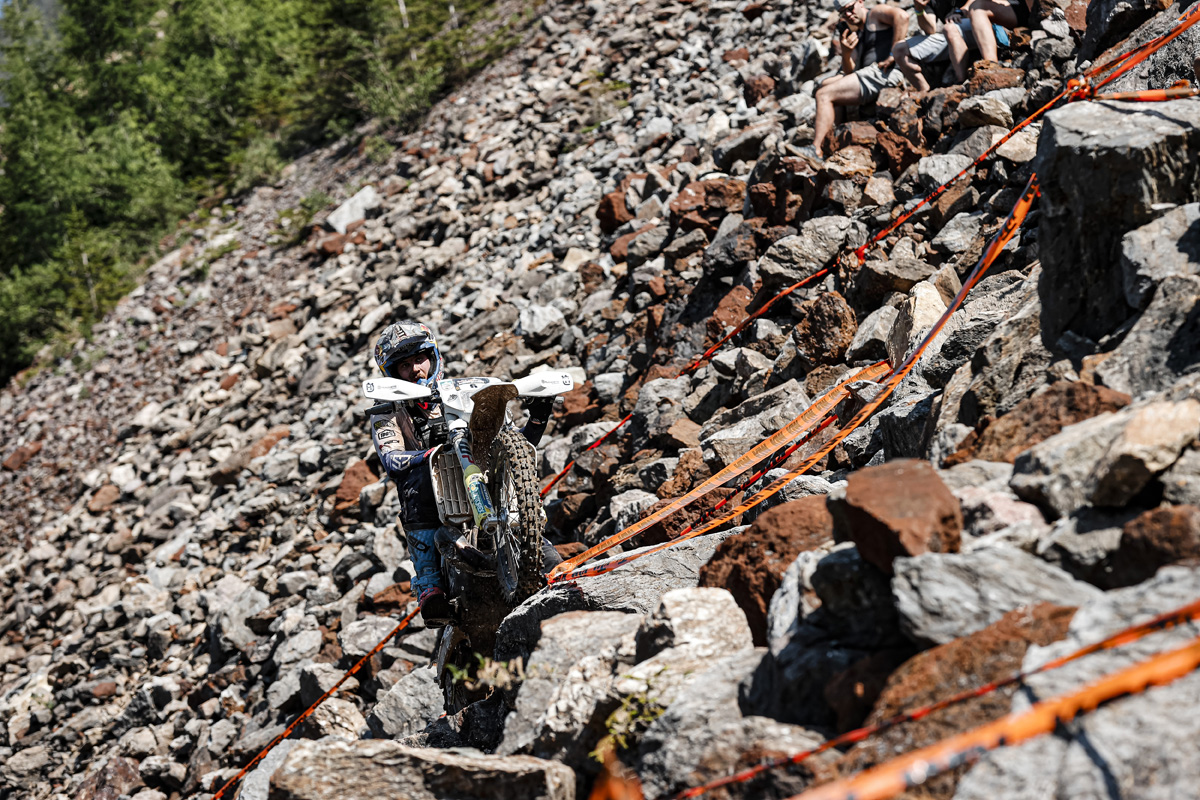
[370,403,442,529]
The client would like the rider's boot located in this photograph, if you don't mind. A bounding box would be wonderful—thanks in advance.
[409,527,451,627]
[417,587,451,628]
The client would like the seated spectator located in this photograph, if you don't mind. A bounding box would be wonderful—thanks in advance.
[893,0,1010,90]
[964,0,1033,65]
[812,0,910,157]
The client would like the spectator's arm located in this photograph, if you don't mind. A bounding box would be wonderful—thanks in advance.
[838,26,860,73]
[914,0,938,34]
[877,6,911,67]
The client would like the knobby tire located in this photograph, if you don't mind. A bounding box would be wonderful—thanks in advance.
[490,426,546,605]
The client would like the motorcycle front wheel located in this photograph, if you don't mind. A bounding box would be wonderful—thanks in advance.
[488,426,546,605]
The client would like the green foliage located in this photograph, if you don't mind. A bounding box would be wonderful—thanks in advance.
[0,0,537,383]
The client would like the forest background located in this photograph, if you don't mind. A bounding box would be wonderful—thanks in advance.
[0,0,525,382]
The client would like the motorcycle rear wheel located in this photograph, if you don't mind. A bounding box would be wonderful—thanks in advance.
[488,426,546,605]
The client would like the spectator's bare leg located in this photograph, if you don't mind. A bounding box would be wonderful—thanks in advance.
[967,0,1019,61]
[894,40,931,92]
[946,22,971,82]
[813,74,865,157]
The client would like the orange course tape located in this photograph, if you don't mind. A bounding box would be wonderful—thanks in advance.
[784,634,1200,800]
[676,596,1200,798]
[1092,86,1200,102]
[648,173,1039,555]
[547,360,891,582]
[211,605,421,800]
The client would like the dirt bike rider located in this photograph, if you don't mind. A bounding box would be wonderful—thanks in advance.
[369,321,561,626]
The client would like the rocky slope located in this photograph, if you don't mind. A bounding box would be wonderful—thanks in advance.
[2,0,1200,797]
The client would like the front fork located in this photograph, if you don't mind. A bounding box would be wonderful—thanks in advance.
[448,430,503,538]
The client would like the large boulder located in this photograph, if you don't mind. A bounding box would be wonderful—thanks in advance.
[1011,398,1200,518]
[495,530,739,664]
[497,611,641,766]
[635,648,828,799]
[1036,99,1200,344]
[954,566,1200,799]
[892,546,1103,646]
[698,496,834,645]
[270,739,575,800]
[829,459,962,576]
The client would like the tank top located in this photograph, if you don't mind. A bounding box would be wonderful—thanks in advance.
[856,22,894,68]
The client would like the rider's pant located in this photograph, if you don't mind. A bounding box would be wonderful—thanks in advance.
[407,526,446,596]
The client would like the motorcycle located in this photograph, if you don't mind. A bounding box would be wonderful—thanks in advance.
[362,370,575,711]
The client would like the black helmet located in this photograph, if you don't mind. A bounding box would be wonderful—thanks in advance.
[374,321,444,387]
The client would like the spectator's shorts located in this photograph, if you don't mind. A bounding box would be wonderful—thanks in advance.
[856,63,905,100]
[905,18,1010,62]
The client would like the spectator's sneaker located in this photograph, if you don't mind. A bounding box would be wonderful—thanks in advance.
[418,587,451,628]
[795,144,823,162]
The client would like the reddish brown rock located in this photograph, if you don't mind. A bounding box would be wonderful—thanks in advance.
[670,178,747,235]
[834,121,880,152]
[830,459,962,575]
[88,484,121,514]
[219,372,240,391]
[664,418,702,449]
[211,425,292,485]
[741,1,768,20]
[657,449,713,499]
[790,291,858,369]
[876,130,927,175]
[966,62,1026,95]
[743,74,776,105]
[3,440,43,472]
[833,604,1076,798]
[554,541,588,559]
[371,581,413,614]
[548,493,597,537]
[722,47,750,63]
[335,459,378,515]
[559,382,603,429]
[698,496,835,645]
[1108,505,1200,588]
[77,756,145,800]
[947,381,1131,466]
[90,681,118,699]
[748,182,778,218]
[597,190,633,235]
[609,224,653,262]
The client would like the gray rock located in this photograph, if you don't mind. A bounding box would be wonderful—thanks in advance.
[366,666,443,739]
[1037,99,1200,343]
[631,376,690,447]
[892,546,1103,646]
[498,610,640,763]
[1162,445,1200,505]
[917,153,973,190]
[1011,399,1200,518]
[758,216,866,292]
[846,305,898,364]
[636,648,823,800]
[1119,202,1200,309]
[237,738,301,800]
[517,305,567,347]
[272,739,576,800]
[339,616,401,659]
[954,566,1200,800]
[327,185,383,234]
[1035,506,1138,588]
[1094,275,1200,398]
[609,489,659,533]
[495,529,739,664]
[931,212,984,255]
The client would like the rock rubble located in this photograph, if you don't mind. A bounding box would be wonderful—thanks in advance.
[2,0,1200,796]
